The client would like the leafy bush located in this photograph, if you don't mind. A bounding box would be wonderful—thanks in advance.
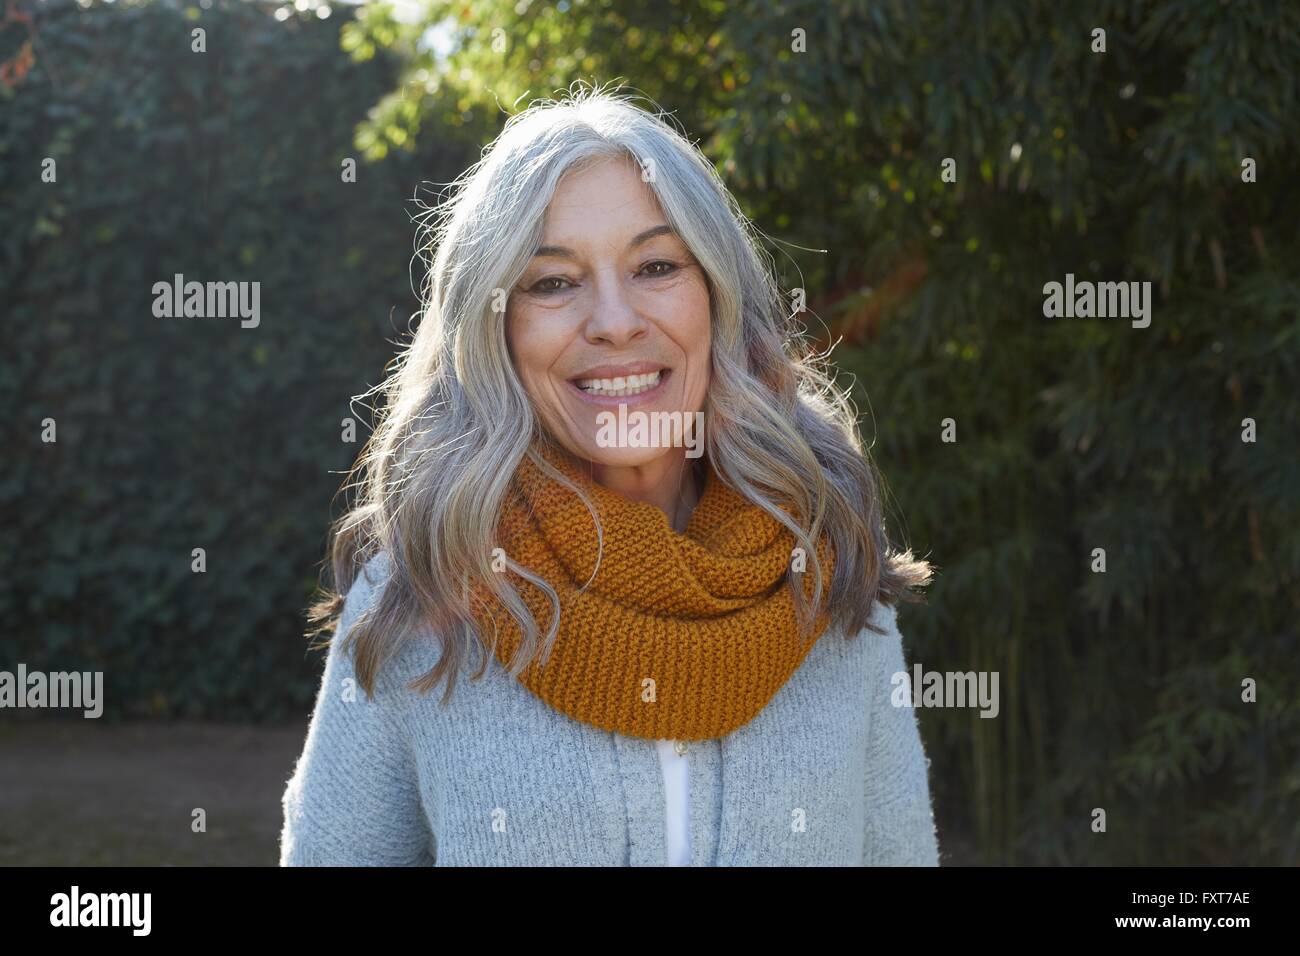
[349,0,1300,864]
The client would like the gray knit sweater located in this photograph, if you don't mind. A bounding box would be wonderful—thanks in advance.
[279,552,942,866]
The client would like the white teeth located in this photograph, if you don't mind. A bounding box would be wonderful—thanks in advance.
[575,370,663,397]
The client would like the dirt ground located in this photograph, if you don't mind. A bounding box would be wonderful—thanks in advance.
[2,718,975,866]
[0,718,308,866]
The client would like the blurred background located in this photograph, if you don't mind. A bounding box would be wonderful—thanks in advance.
[2,0,1297,866]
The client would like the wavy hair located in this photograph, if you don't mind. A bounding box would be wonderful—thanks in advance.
[308,83,933,704]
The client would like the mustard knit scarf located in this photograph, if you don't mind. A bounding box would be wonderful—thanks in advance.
[470,440,837,741]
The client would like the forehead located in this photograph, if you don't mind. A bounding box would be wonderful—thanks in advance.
[539,156,669,242]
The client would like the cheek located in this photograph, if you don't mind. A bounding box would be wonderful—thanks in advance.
[655,273,710,343]
[680,286,712,396]
[506,308,561,384]
[689,306,711,356]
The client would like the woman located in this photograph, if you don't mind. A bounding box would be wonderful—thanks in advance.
[279,86,940,866]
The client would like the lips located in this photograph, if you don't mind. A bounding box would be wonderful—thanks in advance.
[567,360,670,382]
[572,368,661,393]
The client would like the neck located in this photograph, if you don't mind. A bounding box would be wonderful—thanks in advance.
[587,451,703,532]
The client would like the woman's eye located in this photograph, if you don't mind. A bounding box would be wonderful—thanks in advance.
[641,260,678,277]
[529,276,574,294]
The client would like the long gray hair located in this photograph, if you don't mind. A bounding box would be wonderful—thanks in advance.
[309,83,932,703]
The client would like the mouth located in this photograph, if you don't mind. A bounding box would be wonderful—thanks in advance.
[566,367,672,406]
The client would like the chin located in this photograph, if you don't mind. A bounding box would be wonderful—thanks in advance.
[567,441,680,470]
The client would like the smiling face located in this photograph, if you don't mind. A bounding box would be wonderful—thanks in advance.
[505,155,712,469]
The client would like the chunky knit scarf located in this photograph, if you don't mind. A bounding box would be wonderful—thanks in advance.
[469,440,837,741]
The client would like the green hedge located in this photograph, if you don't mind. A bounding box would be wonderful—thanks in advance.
[1,0,477,720]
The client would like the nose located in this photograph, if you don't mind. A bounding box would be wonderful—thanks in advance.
[583,269,648,347]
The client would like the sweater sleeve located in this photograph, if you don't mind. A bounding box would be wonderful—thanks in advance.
[279,556,437,866]
[861,603,941,866]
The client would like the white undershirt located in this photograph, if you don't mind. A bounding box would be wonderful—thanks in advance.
[654,738,690,866]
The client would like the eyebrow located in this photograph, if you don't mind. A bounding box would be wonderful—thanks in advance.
[531,224,676,260]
